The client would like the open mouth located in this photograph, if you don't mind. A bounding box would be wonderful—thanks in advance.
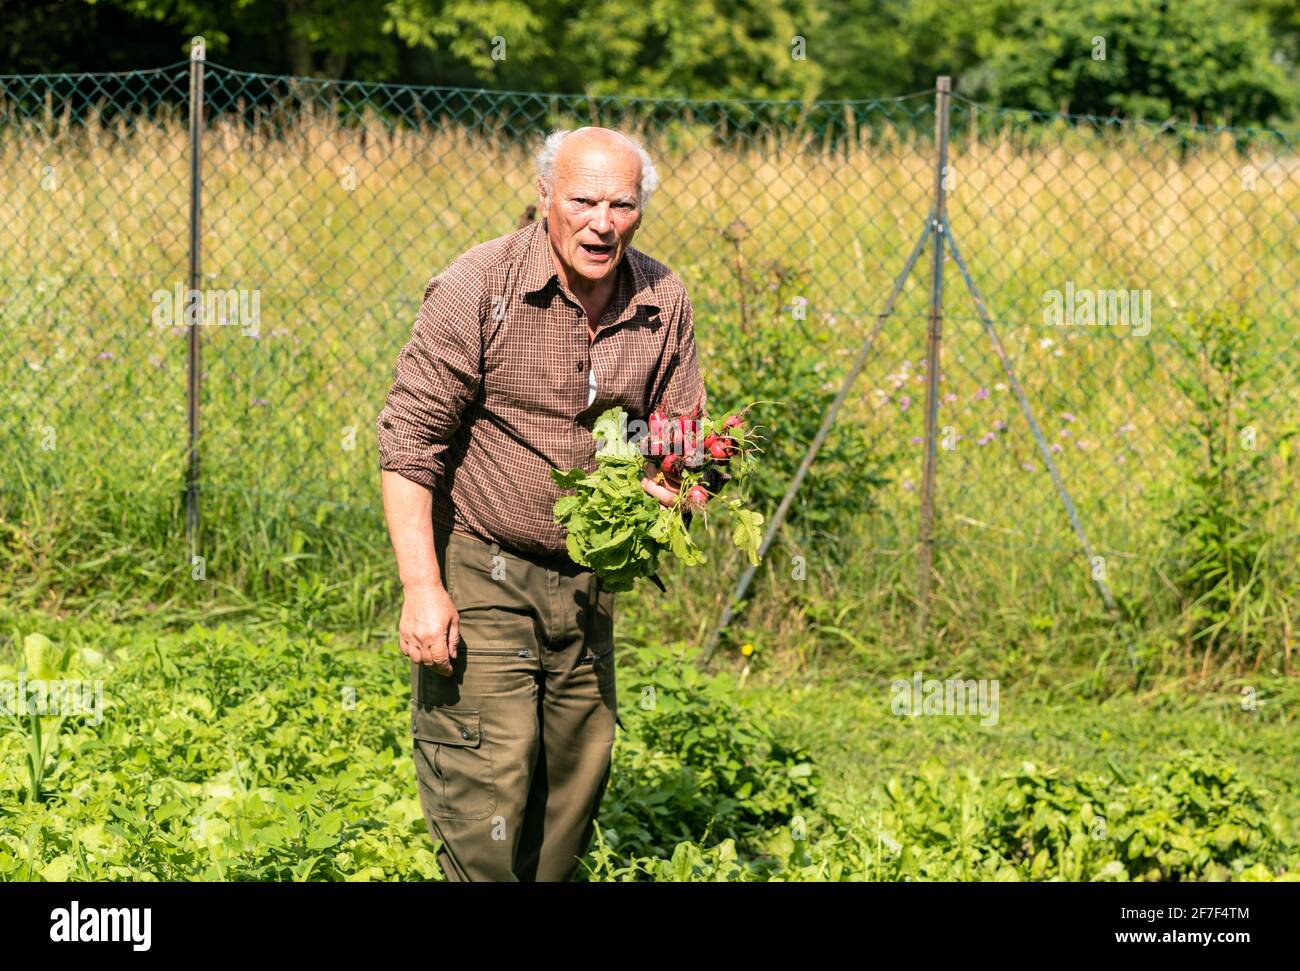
[580,242,614,260]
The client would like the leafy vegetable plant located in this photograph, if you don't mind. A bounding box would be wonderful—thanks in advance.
[551,406,764,592]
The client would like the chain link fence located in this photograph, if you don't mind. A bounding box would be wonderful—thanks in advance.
[2,54,1296,634]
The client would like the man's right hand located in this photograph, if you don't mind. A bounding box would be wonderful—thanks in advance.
[398,584,460,677]
[641,460,682,508]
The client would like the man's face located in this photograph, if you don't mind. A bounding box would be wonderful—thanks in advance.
[539,133,643,289]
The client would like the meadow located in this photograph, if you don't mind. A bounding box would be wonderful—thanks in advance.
[1,75,1297,879]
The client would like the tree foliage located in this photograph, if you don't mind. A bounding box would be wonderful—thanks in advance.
[7,0,1297,125]
[959,0,1295,124]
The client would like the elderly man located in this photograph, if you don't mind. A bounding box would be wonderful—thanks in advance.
[376,127,707,882]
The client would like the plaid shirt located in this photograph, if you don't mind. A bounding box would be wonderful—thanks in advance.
[377,219,707,558]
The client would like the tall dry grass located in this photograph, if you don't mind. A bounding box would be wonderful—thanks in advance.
[1,101,1296,678]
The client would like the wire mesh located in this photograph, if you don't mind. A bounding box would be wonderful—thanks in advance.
[1,60,1295,624]
[0,64,192,505]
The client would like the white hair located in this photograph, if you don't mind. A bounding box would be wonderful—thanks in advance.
[536,127,660,209]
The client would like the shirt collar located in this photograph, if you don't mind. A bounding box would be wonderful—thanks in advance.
[520,219,661,318]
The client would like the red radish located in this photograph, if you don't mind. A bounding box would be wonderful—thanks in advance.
[675,416,692,450]
[660,454,682,486]
[709,438,732,461]
[686,485,709,508]
[724,414,744,429]
[647,411,670,456]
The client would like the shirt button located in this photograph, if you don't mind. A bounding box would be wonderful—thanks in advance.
[460,727,471,740]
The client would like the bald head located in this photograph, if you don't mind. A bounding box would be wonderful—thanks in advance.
[536,127,659,210]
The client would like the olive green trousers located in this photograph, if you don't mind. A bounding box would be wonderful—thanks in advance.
[410,527,618,881]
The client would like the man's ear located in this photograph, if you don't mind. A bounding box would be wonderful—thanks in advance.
[536,176,549,218]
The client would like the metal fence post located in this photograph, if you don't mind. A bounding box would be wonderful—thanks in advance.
[186,37,205,564]
[917,75,951,634]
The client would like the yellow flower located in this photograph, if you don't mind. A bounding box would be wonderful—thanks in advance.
[741,643,754,657]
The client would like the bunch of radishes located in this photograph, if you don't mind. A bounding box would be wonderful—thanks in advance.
[641,402,757,512]
[551,404,765,588]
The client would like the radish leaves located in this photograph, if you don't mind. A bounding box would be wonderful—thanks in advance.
[551,406,764,590]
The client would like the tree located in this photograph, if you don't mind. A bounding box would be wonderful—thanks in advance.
[957,0,1296,125]
[400,0,825,100]
[12,0,1300,125]
[70,0,822,99]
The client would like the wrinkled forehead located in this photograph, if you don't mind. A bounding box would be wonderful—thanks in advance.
[553,141,642,198]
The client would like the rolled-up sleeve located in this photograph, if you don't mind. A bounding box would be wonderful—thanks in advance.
[655,288,708,422]
[376,260,486,489]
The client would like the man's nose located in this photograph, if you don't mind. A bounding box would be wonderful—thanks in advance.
[589,203,613,235]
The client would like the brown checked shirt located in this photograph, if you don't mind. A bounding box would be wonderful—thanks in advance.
[376,219,707,559]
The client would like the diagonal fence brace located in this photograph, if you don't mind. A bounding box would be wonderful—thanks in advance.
[943,217,1138,670]
[700,219,935,665]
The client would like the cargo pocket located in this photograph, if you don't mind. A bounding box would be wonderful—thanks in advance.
[411,703,495,820]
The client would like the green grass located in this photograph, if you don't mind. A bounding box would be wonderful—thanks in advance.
[2,608,1295,882]
[751,666,1300,842]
